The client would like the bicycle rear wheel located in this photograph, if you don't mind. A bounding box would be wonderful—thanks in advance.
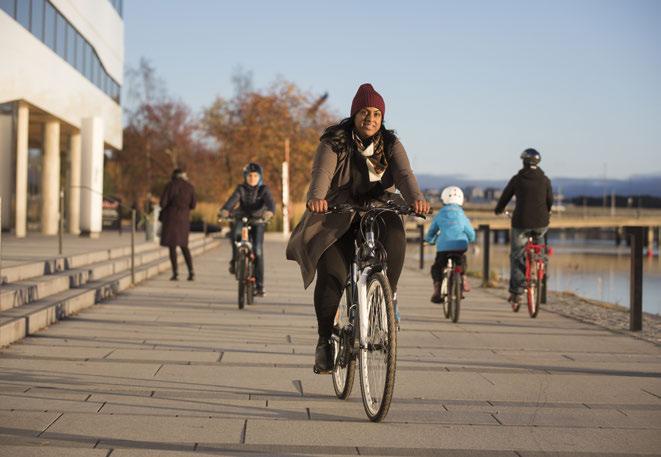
[332,288,356,399]
[449,271,461,323]
[237,252,247,310]
[442,273,450,319]
[359,272,397,422]
[527,260,538,318]
[529,261,542,318]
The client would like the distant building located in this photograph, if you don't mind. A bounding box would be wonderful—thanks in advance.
[0,0,124,237]
[483,187,503,202]
[465,186,484,202]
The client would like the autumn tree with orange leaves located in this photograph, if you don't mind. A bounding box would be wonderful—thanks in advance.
[106,62,335,218]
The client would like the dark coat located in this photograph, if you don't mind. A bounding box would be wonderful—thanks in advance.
[222,183,276,217]
[495,167,553,229]
[159,178,196,247]
[286,128,424,288]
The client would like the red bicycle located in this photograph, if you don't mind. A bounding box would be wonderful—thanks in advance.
[504,212,551,318]
[512,234,550,318]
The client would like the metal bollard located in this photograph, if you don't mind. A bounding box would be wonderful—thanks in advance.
[131,209,136,285]
[627,226,644,331]
[58,189,64,255]
[479,225,490,287]
[418,223,424,270]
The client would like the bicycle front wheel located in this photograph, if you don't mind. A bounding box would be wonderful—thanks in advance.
[246,258,255,305]
[450,271,461,323]
[237,252,247,310]
[359,272,397,422]
[332,288,356,399]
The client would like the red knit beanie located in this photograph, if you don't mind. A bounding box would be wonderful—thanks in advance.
[350,83,385,118]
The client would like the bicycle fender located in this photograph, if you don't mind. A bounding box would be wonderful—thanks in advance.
[357,267,372,348]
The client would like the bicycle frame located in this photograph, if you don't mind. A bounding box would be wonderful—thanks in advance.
[524,238,546,284]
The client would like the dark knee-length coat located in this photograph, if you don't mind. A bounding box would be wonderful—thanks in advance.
[286,129,423,289]
[159,177,197,248]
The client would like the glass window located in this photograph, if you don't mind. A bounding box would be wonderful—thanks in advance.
[84,42,92,80]
[30,0,44,40]
[55,11,65,58]
[16,0,29,28]
[75,32,83,72]
[44,1,55,50]
[91,54,97,86]
[0,0,16,18]
[65,22,75,66]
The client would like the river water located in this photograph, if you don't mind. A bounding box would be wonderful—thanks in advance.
[409,237,661,315]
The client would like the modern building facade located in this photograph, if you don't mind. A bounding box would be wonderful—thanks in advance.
[0,0,123,237]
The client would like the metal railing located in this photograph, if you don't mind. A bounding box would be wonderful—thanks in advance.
[479,224,647,331]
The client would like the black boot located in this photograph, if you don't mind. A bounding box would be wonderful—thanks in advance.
[187,271,195,281]
[313,336,333,374]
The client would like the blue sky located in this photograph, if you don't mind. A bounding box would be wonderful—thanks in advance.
[124,0,660,180]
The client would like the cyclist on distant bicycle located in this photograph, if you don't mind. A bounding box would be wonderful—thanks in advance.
[286,83,430,373]
[425,186,476,303]
[220,162,275,297]
[494,148,553,306]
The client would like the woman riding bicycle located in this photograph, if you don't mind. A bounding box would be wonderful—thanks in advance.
[220,162,275,297]
[286,83,430,373]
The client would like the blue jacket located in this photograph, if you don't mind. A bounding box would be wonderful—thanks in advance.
[424,204,476,252]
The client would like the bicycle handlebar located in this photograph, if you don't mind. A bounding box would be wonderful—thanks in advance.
[325,201,427,219]
[218,216,268,224]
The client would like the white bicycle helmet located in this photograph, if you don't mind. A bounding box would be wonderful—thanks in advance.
[441,186,464,206]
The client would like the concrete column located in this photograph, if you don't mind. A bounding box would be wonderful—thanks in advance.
[0,105,13,231]
[41,119,61,235]
[15,102,29,238]
[68,132,81,234]
[80,117,104,237]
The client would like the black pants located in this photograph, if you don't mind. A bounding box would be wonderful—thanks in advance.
[430,250,467,282]
[169,246,193,276]
[314,213,405,338]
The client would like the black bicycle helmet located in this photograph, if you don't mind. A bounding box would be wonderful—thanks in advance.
[243,162,263,185]
[520,148,541,166]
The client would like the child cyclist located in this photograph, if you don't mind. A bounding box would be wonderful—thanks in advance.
[424,186,476,303]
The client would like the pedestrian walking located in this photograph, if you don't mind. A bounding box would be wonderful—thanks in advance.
[160,168,197,281]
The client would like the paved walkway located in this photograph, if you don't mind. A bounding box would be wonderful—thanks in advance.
[0,238,660,456]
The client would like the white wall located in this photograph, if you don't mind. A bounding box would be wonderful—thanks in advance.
[0,8,122,149]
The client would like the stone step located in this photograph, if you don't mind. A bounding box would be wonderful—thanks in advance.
[0,238,221,347]
[1,233,208,284]
[0,236,212,311]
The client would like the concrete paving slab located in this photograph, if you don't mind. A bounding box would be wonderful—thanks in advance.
[44,413,244,445]
[0,445,106,456]
[0,393,102,413]
[0,410,61,436]
[106,349,221,363]
[244,420,661,453]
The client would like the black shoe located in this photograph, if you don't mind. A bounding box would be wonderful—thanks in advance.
[228,261,235,275]
[313,336,333,374]
[255,288,265,297]
[170,274,178,281]
[187,272,195,281]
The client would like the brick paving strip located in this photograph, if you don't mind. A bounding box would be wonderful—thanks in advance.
[1,237,659,456]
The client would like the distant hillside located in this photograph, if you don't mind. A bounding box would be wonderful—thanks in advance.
[415,173,661,198]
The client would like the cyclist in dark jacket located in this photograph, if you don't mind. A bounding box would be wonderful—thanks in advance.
[495,148,553,305]
[220,163,275,296]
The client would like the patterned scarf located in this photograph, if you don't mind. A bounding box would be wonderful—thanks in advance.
[352,129,388,179]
